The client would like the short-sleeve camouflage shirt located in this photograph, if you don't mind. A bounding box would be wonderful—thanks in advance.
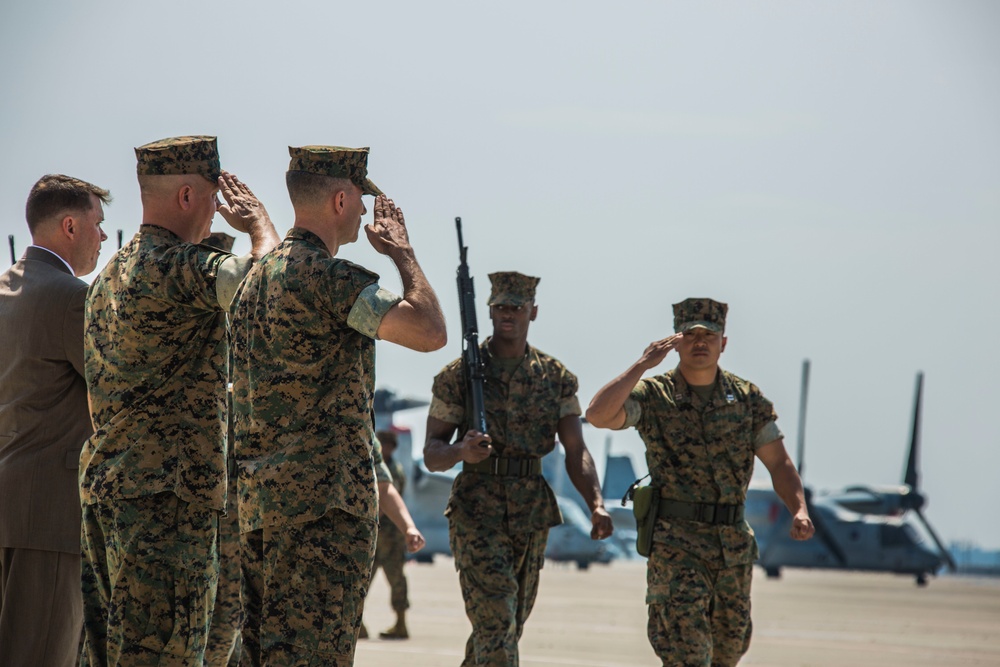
[377,455,406,530]
[372,435,393,485]
[621,367,782,567]
[231,228,397,533]
[429,340,581,534]
[81,225,232,510]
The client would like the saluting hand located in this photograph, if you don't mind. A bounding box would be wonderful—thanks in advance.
[365,195,412,258]
[217,172,271,234]
[638,333,683,371]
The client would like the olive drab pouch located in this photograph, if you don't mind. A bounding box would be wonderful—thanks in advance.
[622,475,657,558]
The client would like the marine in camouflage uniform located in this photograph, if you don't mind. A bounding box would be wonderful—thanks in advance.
[80,136,279,666]
[586,298,815,667]
[230,145,445,667]
[200,230,244,667]
[369,430,411,639]
[424,272,613,667]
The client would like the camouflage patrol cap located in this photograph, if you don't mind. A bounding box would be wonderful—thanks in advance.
[673,298,728,333]
[135,136,221,181]
[201,231,236,252]
[487,272,540,307]
[287,145,383,196]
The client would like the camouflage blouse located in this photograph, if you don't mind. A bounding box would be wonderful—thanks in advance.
[81,225,232,510]
[622,367,782,567]
[231,228,398,533]
[429,340,581,534]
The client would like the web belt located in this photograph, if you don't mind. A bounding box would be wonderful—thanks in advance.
[463,457,542,477]
[658,499,745,526]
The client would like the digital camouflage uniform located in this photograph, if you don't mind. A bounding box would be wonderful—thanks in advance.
[618,298,782,667]
[202,230,243,667]
[372,453,410,615]
[429,271,580,667]
[80,134,233,667]
[371,435,395,489]
[231,146,396,667]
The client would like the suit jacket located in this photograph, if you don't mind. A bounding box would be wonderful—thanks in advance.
[0,246,93,554]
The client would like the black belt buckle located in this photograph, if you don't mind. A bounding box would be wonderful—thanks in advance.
[710,504,738,525]
[696,503,716,524]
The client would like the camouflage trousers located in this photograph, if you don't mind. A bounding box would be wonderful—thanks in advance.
[646,543,753,667]
[80,492,220,667]
[371,522,409,612]
[240,509,377,667]
[449,519,548,667]
[205,474,242,666]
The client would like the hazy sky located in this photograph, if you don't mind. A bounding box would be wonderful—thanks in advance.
[2,1,997,549]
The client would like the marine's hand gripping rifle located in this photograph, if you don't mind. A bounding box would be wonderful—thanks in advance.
[455,217,488,436]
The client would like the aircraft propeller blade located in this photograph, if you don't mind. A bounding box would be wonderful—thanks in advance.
[915,507,957,572]
[792,358,846,565]
[796,359,810,477]
[898,372,928,512]
[903,372,923,491]
[804,488,848,567]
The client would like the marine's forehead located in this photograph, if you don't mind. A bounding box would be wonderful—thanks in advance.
[680,326,722,337]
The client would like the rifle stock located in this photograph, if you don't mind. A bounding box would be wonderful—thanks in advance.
[455,217,488,435]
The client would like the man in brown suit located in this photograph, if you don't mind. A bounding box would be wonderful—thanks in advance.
[0,174,110,666]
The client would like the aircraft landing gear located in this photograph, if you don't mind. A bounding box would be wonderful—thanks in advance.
[916,573,928,586]
[765,566,781,579]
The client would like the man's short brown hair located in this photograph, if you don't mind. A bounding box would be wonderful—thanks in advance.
[25,174,111,233]
[285,170,352,208]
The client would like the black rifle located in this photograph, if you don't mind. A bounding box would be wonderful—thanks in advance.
[8,235,14,266]
[455,217,488,436]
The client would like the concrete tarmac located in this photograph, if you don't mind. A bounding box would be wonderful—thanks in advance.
[357,558,1000,666]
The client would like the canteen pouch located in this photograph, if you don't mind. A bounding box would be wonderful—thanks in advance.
[632,485,659,558]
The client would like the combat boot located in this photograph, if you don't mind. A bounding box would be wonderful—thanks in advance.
[378,612,408,640]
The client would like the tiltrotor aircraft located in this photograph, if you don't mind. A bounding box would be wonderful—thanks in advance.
[748,360,955,585]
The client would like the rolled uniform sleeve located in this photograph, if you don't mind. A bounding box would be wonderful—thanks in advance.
[749,386,783,448]
[347,284,401,338]
[215,255,253,309]
[372,437,393,483]
[620,397,643,430]
[754,421,783,447]
[557,366,582,419]
[620,377,654,430]
[429,362,466,425]
[429,396,465,424]
[559,395,582,419]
